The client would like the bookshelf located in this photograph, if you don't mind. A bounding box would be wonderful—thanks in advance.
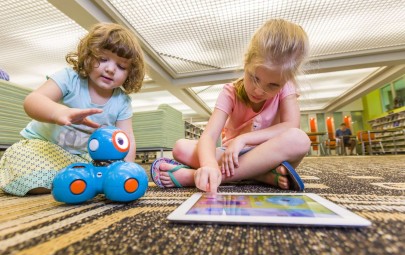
[368,106,405,154]
[184,121,204,140]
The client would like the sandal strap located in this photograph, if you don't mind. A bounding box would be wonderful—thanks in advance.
[167,164,190,188]
[270,168,287,187]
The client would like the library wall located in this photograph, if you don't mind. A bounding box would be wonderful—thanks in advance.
[362,90,383,130]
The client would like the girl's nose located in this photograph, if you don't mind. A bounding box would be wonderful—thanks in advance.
[254,86,266,95]
[105,62,115,74]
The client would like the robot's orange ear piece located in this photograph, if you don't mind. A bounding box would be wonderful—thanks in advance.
[112,131,130,152]
[124,178,139,193]
[70,180,87,195]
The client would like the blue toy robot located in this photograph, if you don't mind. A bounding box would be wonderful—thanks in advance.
[52,126,148,204]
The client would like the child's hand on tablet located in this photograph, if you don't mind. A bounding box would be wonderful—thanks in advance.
[194,166,222,193]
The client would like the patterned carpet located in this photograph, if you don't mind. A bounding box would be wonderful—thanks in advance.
[1,155,404,255]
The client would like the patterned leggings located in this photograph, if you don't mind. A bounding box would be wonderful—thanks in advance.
[0,139,90,196]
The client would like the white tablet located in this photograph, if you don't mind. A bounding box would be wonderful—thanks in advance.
[167,193,371,227]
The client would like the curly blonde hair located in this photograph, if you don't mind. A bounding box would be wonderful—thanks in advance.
[234,19,309,104]
[66,23,145,94]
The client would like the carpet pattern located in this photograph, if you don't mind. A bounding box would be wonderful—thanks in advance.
[1,155,404,255]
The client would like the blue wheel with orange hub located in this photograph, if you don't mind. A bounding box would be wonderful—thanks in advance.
[52,163,97,204]
[103,162,148,202]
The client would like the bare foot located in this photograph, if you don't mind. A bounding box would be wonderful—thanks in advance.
[158,163,196,187]
[254,165,290,189]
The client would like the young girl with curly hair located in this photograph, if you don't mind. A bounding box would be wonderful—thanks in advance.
[0,23,145,196]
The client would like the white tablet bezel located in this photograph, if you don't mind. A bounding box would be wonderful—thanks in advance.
[167,193,371,227]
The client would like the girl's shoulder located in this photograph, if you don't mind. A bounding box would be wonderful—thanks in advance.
[112,87,132,103]
[52,67,77,77]
[281,81,297,94]
[50,67,82,84]
[222,83,236,95]
[218,83,238,102]
[223,83,235,90]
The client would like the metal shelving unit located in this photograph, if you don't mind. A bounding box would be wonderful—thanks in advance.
[184,121,204,140]
[368,107,405,154]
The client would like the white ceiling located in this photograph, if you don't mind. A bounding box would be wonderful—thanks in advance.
[1,0,405,123]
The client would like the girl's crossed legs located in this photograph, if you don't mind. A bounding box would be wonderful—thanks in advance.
[157,128,310,189]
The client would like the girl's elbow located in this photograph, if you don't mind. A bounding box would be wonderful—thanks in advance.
[23,93,35,115]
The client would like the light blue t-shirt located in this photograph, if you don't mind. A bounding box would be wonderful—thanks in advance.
[21,68,133,154]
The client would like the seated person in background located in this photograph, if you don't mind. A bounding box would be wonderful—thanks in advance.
[0,68,10,81]
[335,123,356,155]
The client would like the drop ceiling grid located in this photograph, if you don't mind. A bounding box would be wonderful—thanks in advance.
[1,0,86,57]
[108,0,275,73]
[108,0,405,75]
[0,0,87,88]
[302,0,405,56]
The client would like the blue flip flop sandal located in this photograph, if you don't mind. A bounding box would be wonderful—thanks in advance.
[150,157,190,188]
[271,161,304,191]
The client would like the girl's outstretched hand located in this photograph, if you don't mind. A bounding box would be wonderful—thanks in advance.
[194,166,222,193]
[52,108,103,128]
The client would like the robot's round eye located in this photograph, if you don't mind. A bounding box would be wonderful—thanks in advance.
[88,139,99,151]
[112,131,129,152]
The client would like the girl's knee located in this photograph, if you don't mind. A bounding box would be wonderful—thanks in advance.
[172,139,196,162]
[284,128,311,153]
[172,139,188,157]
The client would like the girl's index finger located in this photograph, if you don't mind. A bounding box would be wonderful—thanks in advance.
[83,108,103,116]
[209,171,219,193]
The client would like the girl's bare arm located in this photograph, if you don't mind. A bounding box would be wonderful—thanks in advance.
[24,79,102,128]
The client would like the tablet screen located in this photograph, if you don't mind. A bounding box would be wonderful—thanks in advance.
[186,194,341,218]
[167,193,371,227]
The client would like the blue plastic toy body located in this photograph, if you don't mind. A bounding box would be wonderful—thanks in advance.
[52,126,148,204]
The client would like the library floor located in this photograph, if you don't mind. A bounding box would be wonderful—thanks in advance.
[1,155,404,255]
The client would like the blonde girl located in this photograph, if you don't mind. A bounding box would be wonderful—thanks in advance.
[151,19,310,193]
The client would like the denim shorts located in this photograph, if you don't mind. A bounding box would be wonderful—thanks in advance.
[218,146,255,156]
